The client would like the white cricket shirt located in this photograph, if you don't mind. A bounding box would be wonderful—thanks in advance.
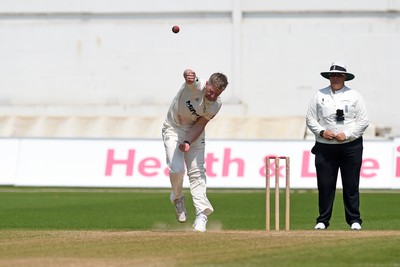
[165,78,222,130]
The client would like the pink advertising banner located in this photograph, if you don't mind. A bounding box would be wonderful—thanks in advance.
[0,138,399,189]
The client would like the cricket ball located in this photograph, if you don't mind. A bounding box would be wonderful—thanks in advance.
[172,25,180,34]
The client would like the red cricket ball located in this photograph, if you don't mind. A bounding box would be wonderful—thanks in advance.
[172,25,180,34]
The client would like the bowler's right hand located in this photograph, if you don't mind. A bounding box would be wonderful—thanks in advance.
[178,142,190,152]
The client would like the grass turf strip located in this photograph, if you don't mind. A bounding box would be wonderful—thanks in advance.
[0,188,399,230]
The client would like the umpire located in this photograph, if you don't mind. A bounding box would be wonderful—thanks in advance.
[306,61,369,230]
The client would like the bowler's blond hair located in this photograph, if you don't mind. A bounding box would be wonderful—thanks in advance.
[209,73,228,91]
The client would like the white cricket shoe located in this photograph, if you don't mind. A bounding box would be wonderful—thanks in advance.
[351,222,362,230]
[174,197,187,223]
[314,222,326,230]
[193,213,208,232]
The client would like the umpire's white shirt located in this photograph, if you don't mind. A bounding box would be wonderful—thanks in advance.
[306,85,369,144]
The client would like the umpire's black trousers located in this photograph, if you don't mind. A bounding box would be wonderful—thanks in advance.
[312,137,363,227]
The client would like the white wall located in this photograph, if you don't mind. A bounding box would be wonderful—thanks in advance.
[0,0,399,136]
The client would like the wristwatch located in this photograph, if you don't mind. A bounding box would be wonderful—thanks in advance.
[319,130,325,137]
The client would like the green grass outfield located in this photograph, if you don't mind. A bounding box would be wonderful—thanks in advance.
[0,187,399,266]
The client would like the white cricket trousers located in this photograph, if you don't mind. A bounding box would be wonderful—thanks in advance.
[162,122,214,216]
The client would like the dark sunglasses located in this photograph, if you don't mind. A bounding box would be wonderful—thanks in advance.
[329,73,345,78]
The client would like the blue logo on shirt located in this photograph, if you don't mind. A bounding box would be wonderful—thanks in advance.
[186,100,200,118]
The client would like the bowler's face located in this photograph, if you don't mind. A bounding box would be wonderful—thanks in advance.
[205,82,223,102]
